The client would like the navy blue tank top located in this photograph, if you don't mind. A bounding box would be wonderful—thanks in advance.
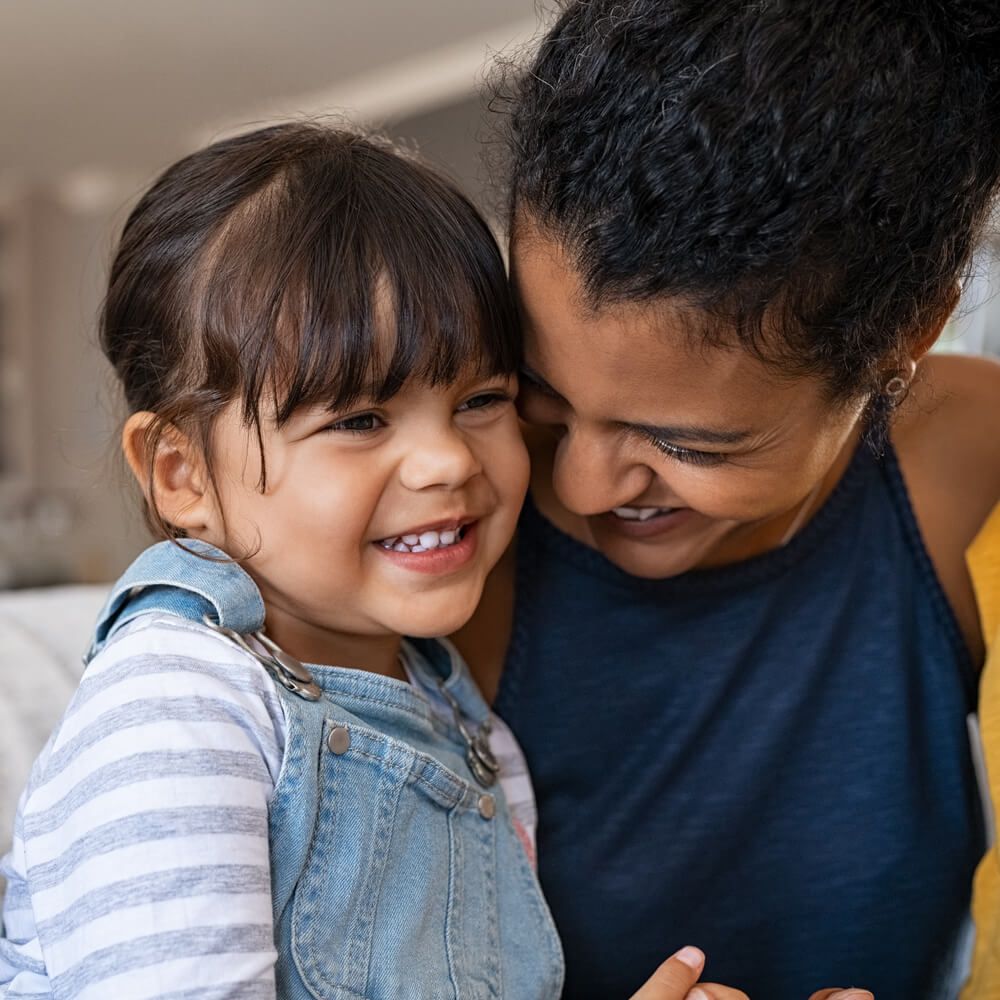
[496,442,984,999]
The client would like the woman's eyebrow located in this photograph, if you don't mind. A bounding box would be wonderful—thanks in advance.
[630,421,755,446]
[520,364,755,445]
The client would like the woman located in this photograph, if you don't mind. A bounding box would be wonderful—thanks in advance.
[455,1,1000,997]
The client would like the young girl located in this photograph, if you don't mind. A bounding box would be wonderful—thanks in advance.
[0,123,758,1000]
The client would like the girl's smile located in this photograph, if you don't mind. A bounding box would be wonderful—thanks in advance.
[376,520,479,573]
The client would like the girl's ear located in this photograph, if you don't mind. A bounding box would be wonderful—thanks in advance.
[122,412,214,533]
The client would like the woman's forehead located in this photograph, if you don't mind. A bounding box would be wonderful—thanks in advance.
[512,232,829,430]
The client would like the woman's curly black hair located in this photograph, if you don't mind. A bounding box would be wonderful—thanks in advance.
[498,0,1000,407]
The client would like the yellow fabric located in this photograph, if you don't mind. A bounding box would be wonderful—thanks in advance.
[962,502,1000,1000]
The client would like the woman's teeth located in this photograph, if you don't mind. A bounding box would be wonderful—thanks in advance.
[611,506,674,522]
[380,527,464,552]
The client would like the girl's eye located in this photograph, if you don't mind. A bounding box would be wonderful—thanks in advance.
[458,390,512,412]
[646,434,727,467]
[324,412,382,434]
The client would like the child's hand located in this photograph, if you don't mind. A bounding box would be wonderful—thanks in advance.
[629,947,875,1000]
[809,993,874,1000]
[629,947,747,999]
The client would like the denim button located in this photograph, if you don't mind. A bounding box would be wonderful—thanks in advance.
[478,794,496,820]
[327,726,351,755]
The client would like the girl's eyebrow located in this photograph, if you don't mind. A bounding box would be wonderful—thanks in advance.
[520,365,754,445]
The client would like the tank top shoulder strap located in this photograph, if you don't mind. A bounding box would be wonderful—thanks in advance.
[878,440,976,694]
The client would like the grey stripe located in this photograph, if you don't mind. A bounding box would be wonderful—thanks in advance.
[147,979,275,1000]
[74,652,281,719]
[50,924,274,997]
[2,876,31,912]
[0,938,46,976]
[27,750,270,837]
[25,807,267,893]
[39,697,278,788]
[36,864,270,945]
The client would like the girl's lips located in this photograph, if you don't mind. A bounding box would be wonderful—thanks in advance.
[374,521,479,575]
[595,507,696,539]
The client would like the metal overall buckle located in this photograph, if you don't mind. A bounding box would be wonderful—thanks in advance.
[202,616,322,702]
[433,678,500,788]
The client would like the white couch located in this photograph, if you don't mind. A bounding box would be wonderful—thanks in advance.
[0,585,107,853]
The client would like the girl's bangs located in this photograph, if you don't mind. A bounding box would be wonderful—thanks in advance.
[197,145,519,429]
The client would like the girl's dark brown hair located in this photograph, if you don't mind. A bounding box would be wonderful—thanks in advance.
[101,122,519,537]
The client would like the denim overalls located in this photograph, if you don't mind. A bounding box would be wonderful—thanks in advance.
[88,540,564,999]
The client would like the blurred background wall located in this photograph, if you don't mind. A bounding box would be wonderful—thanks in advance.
[0,1,997,589]
[0,1,539,586]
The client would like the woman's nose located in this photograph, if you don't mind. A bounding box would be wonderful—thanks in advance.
[398,428,483,492]
[551,426,652,517]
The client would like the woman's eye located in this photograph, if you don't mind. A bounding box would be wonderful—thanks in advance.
[324,413,382,434]
[458,391,512,412]
[647,434,727,467]
[518,370,561,399]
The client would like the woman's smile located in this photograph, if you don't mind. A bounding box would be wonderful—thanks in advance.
[599,505,696,539]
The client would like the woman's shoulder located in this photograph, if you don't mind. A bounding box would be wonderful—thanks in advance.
[893,353,1000,664]
[894,353,1000,528]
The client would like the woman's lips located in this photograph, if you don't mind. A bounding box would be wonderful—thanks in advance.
[374,521,479,574]
[595,507,695,539]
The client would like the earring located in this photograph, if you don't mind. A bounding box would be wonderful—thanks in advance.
[883,357,917,402]
[883,374,909,400]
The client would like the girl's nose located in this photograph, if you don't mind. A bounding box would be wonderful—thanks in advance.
[398,429,483,492]
[551,426,652,517]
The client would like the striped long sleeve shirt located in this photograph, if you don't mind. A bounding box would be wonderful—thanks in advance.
[0,614,536,999]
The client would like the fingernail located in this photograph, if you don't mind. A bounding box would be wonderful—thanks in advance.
[674,945,705,970]
[687,990,710,1000]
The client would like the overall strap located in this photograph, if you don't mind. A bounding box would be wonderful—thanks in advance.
[88,539,265,663]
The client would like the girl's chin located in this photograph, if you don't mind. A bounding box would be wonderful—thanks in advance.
[390,598,483,640]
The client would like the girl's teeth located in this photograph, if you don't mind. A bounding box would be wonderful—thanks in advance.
[380,526,465,553]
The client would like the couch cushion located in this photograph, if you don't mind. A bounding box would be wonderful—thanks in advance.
[0,585,107,853]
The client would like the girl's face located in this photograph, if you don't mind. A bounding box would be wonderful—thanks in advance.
[511,229,866,580]
[202,369,528,666]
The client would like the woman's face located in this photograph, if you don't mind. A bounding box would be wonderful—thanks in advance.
[511,227,867,579]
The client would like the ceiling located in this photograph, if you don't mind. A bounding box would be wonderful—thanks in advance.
[0,0,539,185]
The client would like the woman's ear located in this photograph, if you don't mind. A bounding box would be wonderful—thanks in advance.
[911,281,962,362]
[122,412,214,533]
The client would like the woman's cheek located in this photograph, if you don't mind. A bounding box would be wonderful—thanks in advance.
[671,467,797,523]
[516,392,564,427]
